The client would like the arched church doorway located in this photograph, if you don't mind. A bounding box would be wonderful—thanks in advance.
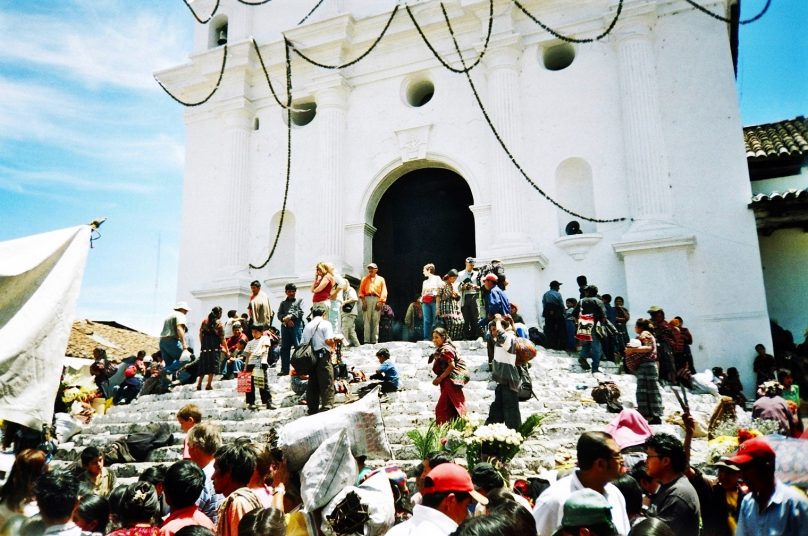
[372,168,475,337]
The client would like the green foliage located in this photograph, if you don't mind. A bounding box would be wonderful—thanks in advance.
[518,413,547,439]
[406,421,444,461]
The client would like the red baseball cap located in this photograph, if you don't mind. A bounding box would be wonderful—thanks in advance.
[724,437,775,466]
[422,463,488,505]
[483,274,498,283]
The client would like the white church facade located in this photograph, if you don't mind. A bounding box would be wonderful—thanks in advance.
[160,0,771,391]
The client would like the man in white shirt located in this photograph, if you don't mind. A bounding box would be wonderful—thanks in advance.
[532,432,630,536]
[388,463,487,536]
[301,303,335,415]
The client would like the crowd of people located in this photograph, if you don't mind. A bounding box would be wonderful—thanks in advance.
[2,257,808,535]
[2,404,807,536]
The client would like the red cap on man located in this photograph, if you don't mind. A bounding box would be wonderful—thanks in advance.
[724,437,776,466]
[422,463,488,505]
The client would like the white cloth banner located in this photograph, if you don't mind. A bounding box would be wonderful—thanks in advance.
[0,225,91,429]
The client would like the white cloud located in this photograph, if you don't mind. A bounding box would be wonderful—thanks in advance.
[0,165,157,195]
[0,3,191,91]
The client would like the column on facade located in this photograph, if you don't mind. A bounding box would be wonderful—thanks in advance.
[484,36,528,247]
[314,79,349,262]
[614,15,675,232]
[222,107,252,273]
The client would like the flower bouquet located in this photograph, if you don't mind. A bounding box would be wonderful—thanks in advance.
[465,423,524,469]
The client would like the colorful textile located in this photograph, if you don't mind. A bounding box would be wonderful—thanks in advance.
[437,283,463,340]
[435,380,466,425]
[635,362,663,419]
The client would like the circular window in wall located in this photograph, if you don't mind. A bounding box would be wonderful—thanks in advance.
[287,100,317,127]
[403,77,435,107]
[541,42,576,71]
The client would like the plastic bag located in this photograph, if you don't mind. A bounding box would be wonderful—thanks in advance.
[300,429,357,511]
[279,386,392,471]
[322,470,395,536]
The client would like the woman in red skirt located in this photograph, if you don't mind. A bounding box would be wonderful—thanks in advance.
[430,327,469,424]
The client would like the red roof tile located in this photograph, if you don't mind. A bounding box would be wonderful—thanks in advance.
[743,116,808,160]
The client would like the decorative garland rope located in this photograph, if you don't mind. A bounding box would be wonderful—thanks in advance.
[237,0,273,5]
[298,0,328,25]
[513,0,623,43]
[439,2,626,223]
[289,5,400,70]
[250,38,294,269]
[252,38,309,111]
[404,0,493,74]
[683,0,771,24]
[154,45,228,107]
[181,0,220,24]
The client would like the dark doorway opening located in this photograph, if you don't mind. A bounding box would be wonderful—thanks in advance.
[372,168,475,338]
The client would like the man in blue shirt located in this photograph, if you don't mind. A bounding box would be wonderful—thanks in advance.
[482,273,511,365]
[729,437,808,536]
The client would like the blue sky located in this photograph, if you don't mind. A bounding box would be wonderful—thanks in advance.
[0,0,805,335]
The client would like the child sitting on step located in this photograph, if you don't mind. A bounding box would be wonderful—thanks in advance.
[369,347,400,394]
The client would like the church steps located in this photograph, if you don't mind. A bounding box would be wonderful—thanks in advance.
[54,341,718,482]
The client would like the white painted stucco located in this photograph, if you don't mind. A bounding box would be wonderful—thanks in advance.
[160,0,772,394]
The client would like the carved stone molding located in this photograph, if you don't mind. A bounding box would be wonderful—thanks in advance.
[395,124,433,162]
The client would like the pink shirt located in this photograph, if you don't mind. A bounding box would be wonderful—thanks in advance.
[160,505,215,535]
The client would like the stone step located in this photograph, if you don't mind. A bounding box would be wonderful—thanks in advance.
[53,342,719,484]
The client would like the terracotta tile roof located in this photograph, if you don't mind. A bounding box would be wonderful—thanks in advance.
[66,320,158,362]
[743,116,808,160]
[750,188,808,205]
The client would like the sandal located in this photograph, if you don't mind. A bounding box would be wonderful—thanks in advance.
[205,385,213,390]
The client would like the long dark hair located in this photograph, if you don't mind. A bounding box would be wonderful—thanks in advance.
[205,307,222,333]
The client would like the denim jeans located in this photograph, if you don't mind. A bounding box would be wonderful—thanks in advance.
[280,323,303,374]
[579,336,603,372]
[422,301,436,340]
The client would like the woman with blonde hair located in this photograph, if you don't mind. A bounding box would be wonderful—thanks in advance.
[420,263,443,341]
[311,262,335,305]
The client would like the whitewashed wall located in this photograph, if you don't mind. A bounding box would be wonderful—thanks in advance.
[161,0,772,394]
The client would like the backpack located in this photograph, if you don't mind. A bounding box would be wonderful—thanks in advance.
[517,365,536,402]
[292,318,323,375]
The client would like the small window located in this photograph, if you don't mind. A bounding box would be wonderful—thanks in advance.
[542,42,575,71]
[287,101,316,127]
[253,117,260,131]
[404,77,435,107]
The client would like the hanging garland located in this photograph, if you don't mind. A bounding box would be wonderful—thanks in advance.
[250,38,294,270]
[154,45,228,107]
[438,3,626,223]
[289,5,400,70]
[683,0,771,24]
[512,0,623,44]
[181,0,220,24]
[404,0,493,74]
[298,0,328,25]
[252,38,309,111]
[237,0,273,5]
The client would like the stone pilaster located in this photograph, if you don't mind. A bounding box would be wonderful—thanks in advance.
[222,108,252,274]
[613,14,678,237]
[314,78,349,265]
[484,35,529,249]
